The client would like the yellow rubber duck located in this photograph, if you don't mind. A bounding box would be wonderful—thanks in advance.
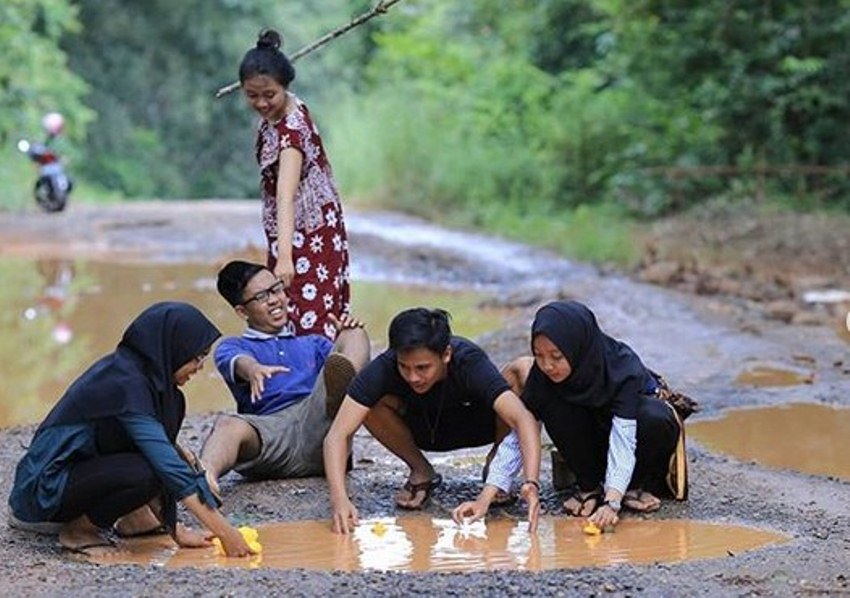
[212,526,263,555]
[371,521,388,537]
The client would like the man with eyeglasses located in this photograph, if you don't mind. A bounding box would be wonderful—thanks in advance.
[198,260,369,493]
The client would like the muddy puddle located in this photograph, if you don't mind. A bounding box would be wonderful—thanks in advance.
[688,403,850,481]
[735,363,815,387]
[0,257,512,427]
[89,516,787,572]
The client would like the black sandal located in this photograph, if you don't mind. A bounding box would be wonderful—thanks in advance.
[562,487,603,517]
[115,524,169,539]
[396,474,443,510]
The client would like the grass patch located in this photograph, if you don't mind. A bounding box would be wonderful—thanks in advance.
[326,88,645,268]
[449,201,645,268]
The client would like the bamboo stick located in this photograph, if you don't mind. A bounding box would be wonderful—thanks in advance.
[215,0,404,98]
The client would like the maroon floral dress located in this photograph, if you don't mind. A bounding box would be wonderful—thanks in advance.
[255,93,350,339]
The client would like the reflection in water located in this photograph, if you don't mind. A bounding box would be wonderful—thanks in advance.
[0,258,508,427]
[23,259,76,344]
[735,365,814,387]
[0,259,88,427]
[89,516,787,572]
[689,403,850,480]
[354,517,413,570]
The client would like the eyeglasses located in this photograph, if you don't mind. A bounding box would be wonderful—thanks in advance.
[242,280,287,306]
[194,350,210,365]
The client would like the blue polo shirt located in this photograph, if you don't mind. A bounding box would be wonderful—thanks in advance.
[215,327,333,415]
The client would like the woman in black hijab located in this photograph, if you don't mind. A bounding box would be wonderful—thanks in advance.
[9,302,253,557]
[453,300,689,530]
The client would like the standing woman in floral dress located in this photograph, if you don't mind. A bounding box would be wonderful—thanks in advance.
[238,28,350,339]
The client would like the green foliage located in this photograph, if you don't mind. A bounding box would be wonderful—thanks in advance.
[331,0,850,225]
[59,0,271,198]
[49,0,381,199]
[0,0,93,142]
[0,0,95,210]
[598,0,850,207]
[6,0,850,235]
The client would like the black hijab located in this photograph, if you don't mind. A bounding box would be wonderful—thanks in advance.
[522,301,650,418]
[39,302,220,441]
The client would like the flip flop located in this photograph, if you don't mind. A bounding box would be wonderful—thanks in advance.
[562,487,603,517]
[395,473,443,510]
[7,513,62,536]
[114,524,169,539]
[62,538,117,558]
[491,490,518,507]
[623,489,661,513]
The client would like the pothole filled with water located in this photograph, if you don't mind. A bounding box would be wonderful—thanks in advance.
[689,403,850,480]
[88,516,787,571]
[735,364,815,387]
[0,258,511,427]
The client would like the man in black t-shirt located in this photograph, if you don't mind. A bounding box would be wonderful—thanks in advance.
[323,307,541,534]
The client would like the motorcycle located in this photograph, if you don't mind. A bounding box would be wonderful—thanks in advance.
[17,112,73,213]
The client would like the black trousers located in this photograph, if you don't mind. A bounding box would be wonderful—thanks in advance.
[541,396,679,496]
[53,453,161,529]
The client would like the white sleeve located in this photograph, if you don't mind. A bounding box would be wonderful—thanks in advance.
[484,429,523,493]
[605,416,637,495]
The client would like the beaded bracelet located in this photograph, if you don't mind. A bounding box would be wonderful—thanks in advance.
[521,480,541,492]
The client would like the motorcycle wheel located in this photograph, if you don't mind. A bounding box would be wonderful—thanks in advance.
[34,177,67,213]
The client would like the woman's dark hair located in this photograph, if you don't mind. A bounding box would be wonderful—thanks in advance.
[239,28,296,87]
[388,308,452,354]
[217,260,267,307]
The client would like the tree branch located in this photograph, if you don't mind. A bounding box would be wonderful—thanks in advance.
[215,0,405,99]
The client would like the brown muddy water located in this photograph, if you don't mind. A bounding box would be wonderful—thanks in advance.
[688,403,850,481]
[735,364,815,387]
[89,516,787,572]
[0,257,511,427]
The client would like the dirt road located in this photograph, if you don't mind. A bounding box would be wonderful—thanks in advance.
[0,201,848,596]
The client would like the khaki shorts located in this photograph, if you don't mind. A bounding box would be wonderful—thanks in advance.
[234,367,332,479]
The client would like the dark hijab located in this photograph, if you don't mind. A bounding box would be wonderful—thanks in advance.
[39,302,221,441]
[523,301,650,418]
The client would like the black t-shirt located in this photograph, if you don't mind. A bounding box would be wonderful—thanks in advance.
[348,337,510,412]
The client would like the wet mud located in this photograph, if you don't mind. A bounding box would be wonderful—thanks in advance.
[0,201,848,597]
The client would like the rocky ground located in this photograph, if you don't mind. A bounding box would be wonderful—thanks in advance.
[634,201,850,330]
[0,200,848,597]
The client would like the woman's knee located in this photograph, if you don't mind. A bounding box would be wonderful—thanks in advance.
[637,401,679,445]
[136,464,161,498]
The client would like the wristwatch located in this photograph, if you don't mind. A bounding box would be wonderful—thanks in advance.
[604,498,621,512]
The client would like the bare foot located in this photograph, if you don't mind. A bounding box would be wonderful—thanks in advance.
[623,489,662,512]
[60,518,119,557]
